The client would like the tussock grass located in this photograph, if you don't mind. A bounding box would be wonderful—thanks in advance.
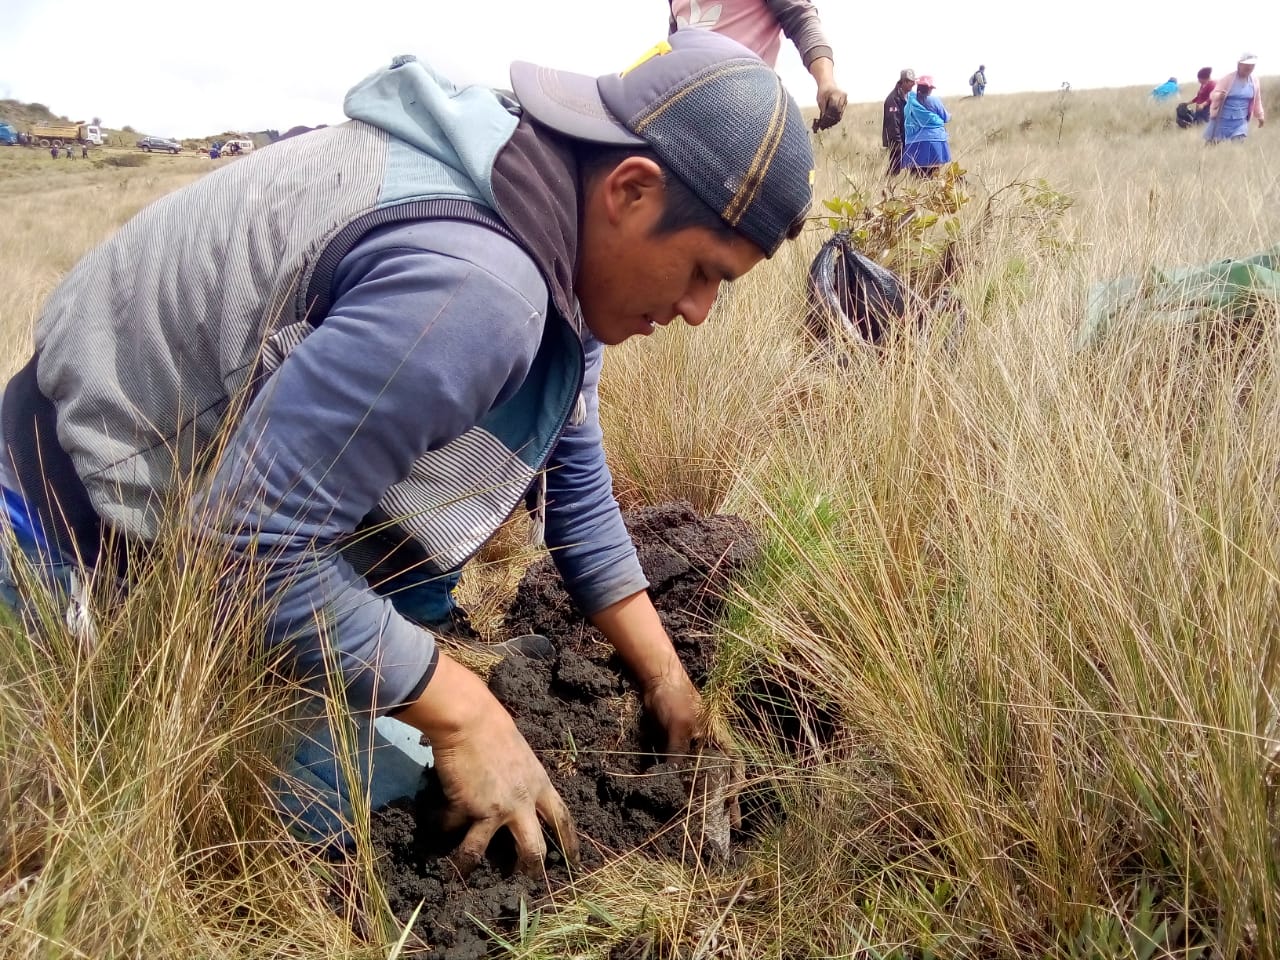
[2,83,1279,957]
[0,520,403,957]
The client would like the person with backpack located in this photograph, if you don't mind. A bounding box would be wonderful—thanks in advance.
[0,31,814,864]
[668,0,847,129]
[969,65,986,97]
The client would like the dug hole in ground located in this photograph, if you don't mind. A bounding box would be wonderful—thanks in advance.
[368,501,812,960]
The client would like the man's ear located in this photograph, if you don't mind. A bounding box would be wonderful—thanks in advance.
[600,156,665,225]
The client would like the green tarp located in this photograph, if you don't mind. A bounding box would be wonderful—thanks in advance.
[1077,245,1280,348]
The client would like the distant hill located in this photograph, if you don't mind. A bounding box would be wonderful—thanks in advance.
[0,98,64,128]
[0,97,134,145]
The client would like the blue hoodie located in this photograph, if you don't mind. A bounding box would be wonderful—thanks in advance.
[905,90,950,143]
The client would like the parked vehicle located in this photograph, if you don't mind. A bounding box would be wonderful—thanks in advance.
[0,122,19,146]
[29,121,105,147]
[222,138,254,154]
[136,135,182,154]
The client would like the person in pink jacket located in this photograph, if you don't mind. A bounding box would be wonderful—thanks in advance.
[668,0,847,130]
[1205,53,1265,143]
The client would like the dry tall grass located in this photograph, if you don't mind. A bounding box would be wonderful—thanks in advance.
[2,82,1279,958]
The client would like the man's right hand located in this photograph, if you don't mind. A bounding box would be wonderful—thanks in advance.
[398,652,579,875]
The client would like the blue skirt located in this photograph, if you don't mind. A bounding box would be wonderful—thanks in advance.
[1205,114,1249,142]
[903,138,951,168]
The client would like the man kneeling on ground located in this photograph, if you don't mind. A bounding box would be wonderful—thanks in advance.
[0,32,815,867]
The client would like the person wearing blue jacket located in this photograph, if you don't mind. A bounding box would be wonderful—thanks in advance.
[0,32,814,867]
[903,75,952,177]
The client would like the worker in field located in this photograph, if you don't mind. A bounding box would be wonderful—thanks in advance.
[1204,53,1265,143]
[969,65,986,97]
[0,31,813,865]
[883,68,916,175]
[668,0,847,130]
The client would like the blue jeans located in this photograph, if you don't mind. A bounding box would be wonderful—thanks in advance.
[275,704,434,854]
[277,565,457,852]
[1,485,441,854]
[0,486,88,633]
[380,566,463,627]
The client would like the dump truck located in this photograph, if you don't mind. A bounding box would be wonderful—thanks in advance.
[0,122,20,146]
[28,121,105,147]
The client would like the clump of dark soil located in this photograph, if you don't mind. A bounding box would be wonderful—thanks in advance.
[370,501,759,959]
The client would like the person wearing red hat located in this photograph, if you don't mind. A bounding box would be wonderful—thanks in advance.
[902,75,952,177]
[1177,67,1216,128]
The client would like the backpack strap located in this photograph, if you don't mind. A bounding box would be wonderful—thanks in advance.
[297,198,515,328]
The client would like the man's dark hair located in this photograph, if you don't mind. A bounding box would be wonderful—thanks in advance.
[576,143,805,246]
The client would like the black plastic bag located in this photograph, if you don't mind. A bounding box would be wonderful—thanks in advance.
[805,231,909,347]
[805,231,965,353]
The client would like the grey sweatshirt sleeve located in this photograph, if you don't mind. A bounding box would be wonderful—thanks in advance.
[195,219,547,714]
[541,334,648,616]
[764,0,834,67]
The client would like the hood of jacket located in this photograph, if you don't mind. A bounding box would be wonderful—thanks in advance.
[344,55,582,327]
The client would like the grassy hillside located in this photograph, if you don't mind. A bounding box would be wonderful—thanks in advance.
[1,80,1278,959]
[0,97,138,147]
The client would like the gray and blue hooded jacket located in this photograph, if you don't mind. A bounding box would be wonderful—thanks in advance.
[0,55,647,713]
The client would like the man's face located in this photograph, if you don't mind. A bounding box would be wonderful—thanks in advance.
[899,78,914,93]
[577,157,767,346]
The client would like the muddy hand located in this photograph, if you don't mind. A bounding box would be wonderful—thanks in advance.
[408,656,579,877]
[642,667,703,757]
[812,82,848,132]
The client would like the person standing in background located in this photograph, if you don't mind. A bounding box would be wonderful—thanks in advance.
[883,68,916,176]
[969,65,986,97]
[903,75,952,177]
[668,0,847,129]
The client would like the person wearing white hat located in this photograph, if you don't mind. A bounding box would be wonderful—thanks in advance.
[1205,53,1265,142]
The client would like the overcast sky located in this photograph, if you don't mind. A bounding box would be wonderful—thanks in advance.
[1,0,1273,138]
